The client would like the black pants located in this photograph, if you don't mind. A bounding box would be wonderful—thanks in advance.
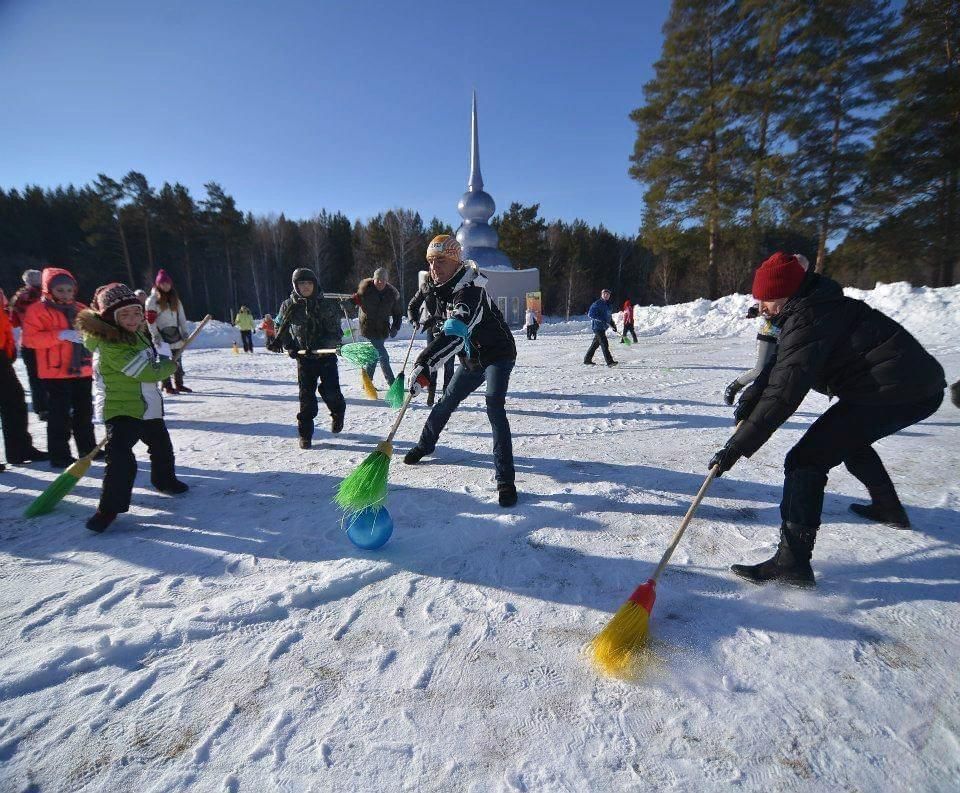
[622,325,638,343]
[44,377,95,461]
[240,330,254,352]
[100,417,177,513]
[585,330,614,364]
[526,323,539,340]
[0,356,35,461]
[780,392,944,528]
[20,347,48,416]
[297,356,346,440]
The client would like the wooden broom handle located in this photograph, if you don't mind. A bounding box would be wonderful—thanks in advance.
[173,314,212,359]
[385,394,414,444]
[651,421,744,582]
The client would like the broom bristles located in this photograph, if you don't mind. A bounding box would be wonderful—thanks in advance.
[589,600,651,676]
[340,342,379,367]
[23,471,83,518]
[384,374,406,409]
[335,448,393,511]
[360,369,379,399]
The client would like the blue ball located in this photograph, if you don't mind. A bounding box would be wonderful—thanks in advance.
[345,506,394,550]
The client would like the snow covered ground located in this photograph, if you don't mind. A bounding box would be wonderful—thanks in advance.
[1,284,958,791]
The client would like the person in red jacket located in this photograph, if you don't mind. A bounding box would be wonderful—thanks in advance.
[0,308,48,471]
[8,269,48,419]
[621,299,638,344]
[21,268,96,468]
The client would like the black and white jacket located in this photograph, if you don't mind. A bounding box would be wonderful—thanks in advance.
[414,263,517,373]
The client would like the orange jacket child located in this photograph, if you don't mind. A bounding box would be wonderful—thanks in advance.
[21,267,96,466]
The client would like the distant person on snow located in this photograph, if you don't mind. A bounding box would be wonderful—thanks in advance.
[260,314,277,349]
[584,289,618,367]
[347,267,402,386]
[408,275,454,406]
[146,269,193,394]
[524,307,539,340]
[724,254,810,406]
[268,268,346,449]
[235,306,255,353]
[709,252,946,586]
[403,235,519,508]
[0,303,48,471]
[78,283,188,533]
[620,299,638,344]
[21,267,97,469]
[9,269,48,419]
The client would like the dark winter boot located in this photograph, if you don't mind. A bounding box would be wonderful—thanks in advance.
[299,437,312,450]
[849,502,910,529]
[498,483,518,508]
[50,456,77,469]
[606,360,619,367]
[730,523,817,587]
[331,414,344,434]
[724,380,743,406]
[86,511,117,533]
[154,479,189,495]
[404,446,427,465]
[162,381,177,395]
[583,360,596,365]
[8,447,50,464]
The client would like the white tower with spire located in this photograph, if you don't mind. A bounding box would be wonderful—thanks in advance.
[455,92,513,271]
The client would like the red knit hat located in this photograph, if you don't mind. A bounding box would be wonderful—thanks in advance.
[752,252,807,300]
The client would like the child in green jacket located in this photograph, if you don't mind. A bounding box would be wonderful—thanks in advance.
[77,283,189,533]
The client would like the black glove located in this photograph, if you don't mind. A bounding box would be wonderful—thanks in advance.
[389,324,399,338]
[709,442,741,477]
[734,382,763,423]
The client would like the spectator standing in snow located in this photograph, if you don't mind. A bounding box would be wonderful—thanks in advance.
[0,303,48,471]
[524,307,539,340]
[724,254,810,405]
[403,235,519,508]
[268,268,346,448]
[709,252,946,586]
[145,269,193,394]
[408,278,454,406]
[621,299,638,344]
[21,267,96,468]
[9,269,48,419]
[584,289,618,367]
[348,267,402,387]
[77,283,188,533]
[235,306,255,353]
[260,314,277,350]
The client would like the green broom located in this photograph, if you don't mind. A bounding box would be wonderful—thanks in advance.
[340,302,380,399]
[385,329,418,409]
[23,437,108,517]
[296,343,377,366]
[335,393,414,511]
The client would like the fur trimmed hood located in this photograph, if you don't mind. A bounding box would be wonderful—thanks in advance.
[76,309,142,346]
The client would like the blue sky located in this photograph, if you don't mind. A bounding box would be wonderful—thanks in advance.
[0,0,671,236]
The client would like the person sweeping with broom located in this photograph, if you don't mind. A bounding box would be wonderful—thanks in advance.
[347,267,402,389]
[268,267,346,449]
[403,235,519,508]
[77,283,188,532]
[709,252,946,586]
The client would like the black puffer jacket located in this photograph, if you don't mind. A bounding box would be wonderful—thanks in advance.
[275,291,342,356]
[415,264,517,372]
[733,273,945,457]
[353,278,401,339]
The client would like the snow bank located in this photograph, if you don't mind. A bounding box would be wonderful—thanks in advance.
[537,283,960,352]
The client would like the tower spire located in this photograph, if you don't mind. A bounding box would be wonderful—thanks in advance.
[468,90,483,192]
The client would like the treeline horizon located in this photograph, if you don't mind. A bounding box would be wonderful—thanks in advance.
[1,1,955,319]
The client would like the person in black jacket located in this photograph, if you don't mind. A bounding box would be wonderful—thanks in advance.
[403,235,519,507]
[408,276,454,406]
[269,268,346,449]
[710,252,946,586]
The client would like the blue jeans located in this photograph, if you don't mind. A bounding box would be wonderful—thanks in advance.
[364,337,395,385]
[417,359,516,484]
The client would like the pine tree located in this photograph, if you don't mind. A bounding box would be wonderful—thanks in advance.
[784,0,897,272]
[858,0,960,286]
[630,0,745,299]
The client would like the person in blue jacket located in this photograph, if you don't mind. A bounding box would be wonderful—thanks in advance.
[583,289,618,367]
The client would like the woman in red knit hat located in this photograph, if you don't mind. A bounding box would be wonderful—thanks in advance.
[709,252,946,586]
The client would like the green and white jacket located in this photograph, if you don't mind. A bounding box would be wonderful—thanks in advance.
[77,310,177,422]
